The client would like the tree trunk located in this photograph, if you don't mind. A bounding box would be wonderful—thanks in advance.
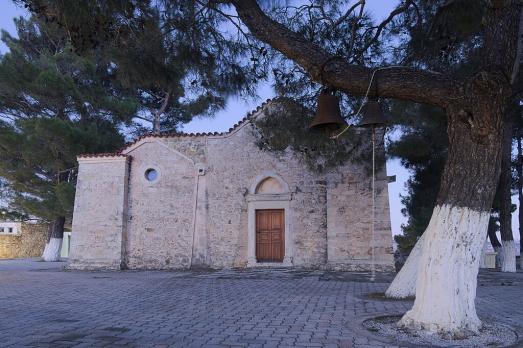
[399,86,508,335]
[501,240,517,272]
[42,216,65,262]
[517,135,523,270]
[498,120,516,272]
[152,90,171,133]
[487,216,502,267]
[152,111,161,133]
[385,233,424,298]
[229,0,519,336]
[479,237,489,268]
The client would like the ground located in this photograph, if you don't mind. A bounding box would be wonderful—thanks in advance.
[1,259,522,348]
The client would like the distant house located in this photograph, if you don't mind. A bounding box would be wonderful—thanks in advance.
[0,222,20,235]
[69,99,395,271]
[0,221,47,259]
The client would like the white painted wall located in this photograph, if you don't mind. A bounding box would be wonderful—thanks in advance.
[0,222,21,235]
[60,232,71,258]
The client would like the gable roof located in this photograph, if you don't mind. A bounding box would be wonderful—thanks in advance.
[78,98,276,159]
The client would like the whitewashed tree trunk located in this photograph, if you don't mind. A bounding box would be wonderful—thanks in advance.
[494,245,502,268]
[394,83,509,335]
[498,117,516,273]
[518,136,523,271]
[42,238,63,262]
[393,77,510,334]
[229,0,518,337]
[41,217,65,262]
[399,205,489,334]
[487,217,502,268]
[385,233,425,298]
[479,237,488,269]
[498,244,505,269]
[501,240,517,272]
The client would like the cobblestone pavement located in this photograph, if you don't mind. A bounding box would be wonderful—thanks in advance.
[1,259,522,348]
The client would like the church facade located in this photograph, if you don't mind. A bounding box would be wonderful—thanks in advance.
[68,100,394,271]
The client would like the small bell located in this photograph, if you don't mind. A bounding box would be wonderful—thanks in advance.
[309,89,346,132]
[358,99,387,128]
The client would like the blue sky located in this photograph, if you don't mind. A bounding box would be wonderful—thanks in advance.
[2,0,519,242]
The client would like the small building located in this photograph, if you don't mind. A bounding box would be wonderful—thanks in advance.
[0,221,48,259]
[68,99,395,271]
[0,221,20,235]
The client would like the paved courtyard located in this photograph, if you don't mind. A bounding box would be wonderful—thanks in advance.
[1,259,522,348]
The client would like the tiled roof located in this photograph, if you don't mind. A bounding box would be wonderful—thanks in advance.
[77,98,274,159]
[77,153,130,159]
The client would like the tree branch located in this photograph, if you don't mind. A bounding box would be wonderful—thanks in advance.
[132,114,152,123]
[330,0,364,30]
[346,0,365,59]
[152,89,171,133]
[357,0,414,57]
[228,0,460,107]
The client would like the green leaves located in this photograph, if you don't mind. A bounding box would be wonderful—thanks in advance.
[387,102,448,253]
[16,1,267,132]
[0,115,123,221]
[0,16,138,122]
[253,98,366,173]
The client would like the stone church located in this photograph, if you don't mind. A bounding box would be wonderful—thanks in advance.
[69,99,394,271]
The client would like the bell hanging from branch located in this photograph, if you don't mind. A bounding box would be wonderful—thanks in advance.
[309,89,346,133]
[358,99,387,128]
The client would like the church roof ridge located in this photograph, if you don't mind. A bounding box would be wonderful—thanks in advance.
[77,153,130,159]
[77,98,276,159]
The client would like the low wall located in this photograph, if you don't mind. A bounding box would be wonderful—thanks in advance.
[0,223,48,259]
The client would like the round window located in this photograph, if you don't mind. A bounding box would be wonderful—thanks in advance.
[144,168,158,182]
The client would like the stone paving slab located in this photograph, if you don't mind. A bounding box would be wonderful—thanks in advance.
[0,259,522,348]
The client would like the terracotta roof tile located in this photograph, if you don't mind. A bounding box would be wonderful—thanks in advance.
[77,153,129,159]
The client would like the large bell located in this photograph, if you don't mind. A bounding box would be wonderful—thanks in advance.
[358,99,387,128]
[309,90,346,132]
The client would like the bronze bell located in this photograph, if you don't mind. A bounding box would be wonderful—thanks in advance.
[359,99,387,128]
[309,90,346,132]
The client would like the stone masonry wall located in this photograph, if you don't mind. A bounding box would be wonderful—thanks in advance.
[0,236,18,259]
[0,223,48,259]
[326,171,395,271]
[120,116,393,270]
[325,130,394,271]
[124,141,196,269]
[68,156,129,270]
[69,101,394,271]
[203,130,328,268]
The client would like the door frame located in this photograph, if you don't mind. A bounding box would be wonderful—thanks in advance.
[246,195,292,267]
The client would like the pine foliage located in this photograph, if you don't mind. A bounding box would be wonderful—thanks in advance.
[17,0,265,133]
[0,16,125,222]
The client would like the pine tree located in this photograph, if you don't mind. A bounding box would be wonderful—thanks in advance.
[227,0,520,334]
[19,0,523,334]
[385,1,521,272]
[387,103,447,253]
[16,0,263,134]
[0,16,128,260]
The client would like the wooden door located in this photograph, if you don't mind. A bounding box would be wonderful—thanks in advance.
[256,209,284,262]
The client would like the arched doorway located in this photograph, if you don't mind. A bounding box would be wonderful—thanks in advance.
[246,172,292,267]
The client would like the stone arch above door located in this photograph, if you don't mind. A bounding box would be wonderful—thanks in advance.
[255,177,284,194]
[249,172,290,195]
